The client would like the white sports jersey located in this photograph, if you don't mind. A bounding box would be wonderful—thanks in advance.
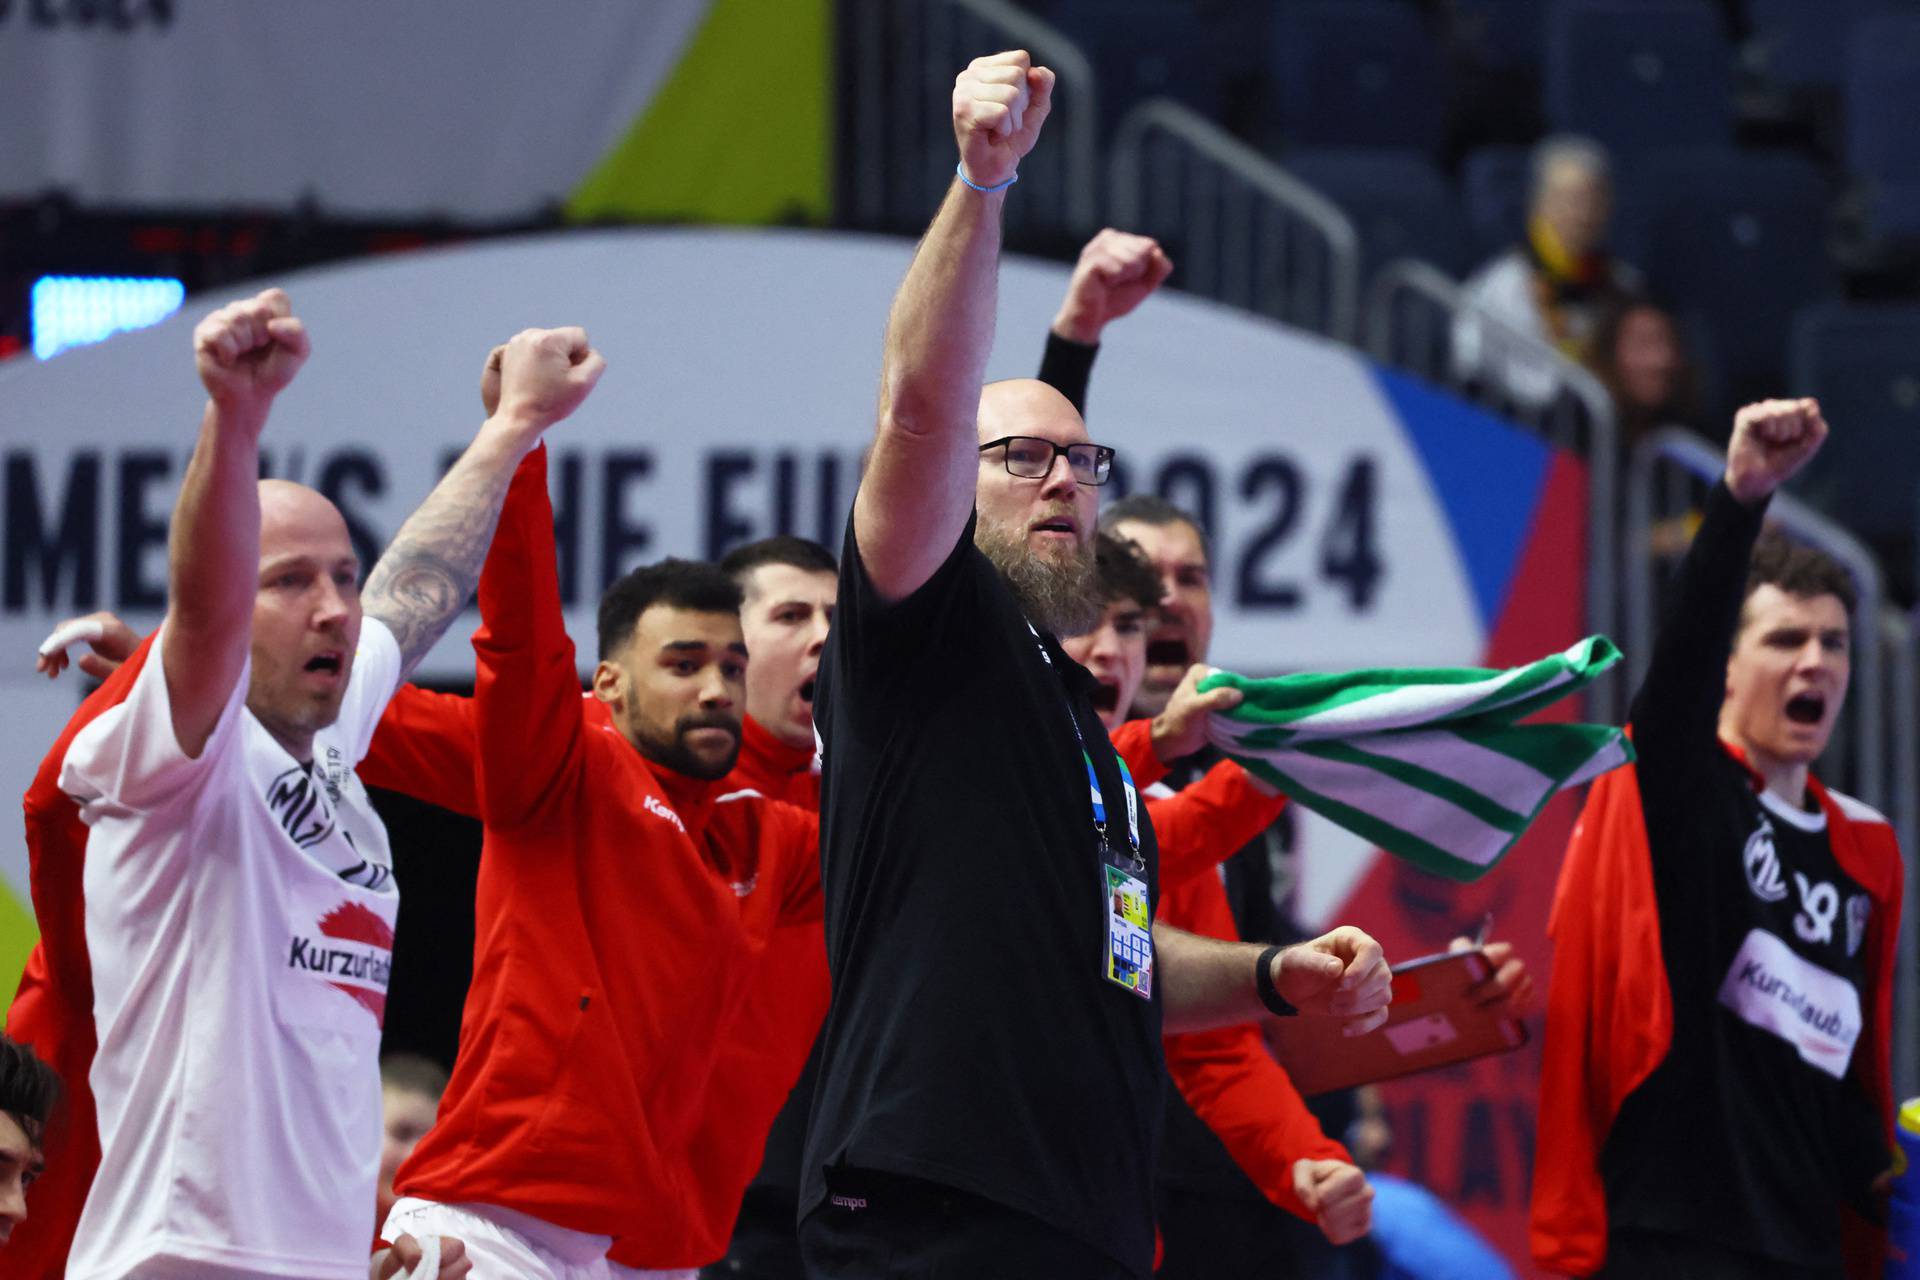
[60,620,404,1280]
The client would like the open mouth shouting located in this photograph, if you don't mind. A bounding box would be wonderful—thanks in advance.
[1784,691,1827,726]
[1029,512,1079,544]
[1090,678,1121,715]
[1146,636,1189,670]
[302,650,346,683]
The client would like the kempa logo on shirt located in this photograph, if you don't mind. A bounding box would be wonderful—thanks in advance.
[642,793,685,834]
[1716,927,1861,1080]
[1845,893,1872,958]
[1741,819,1788,903]
[265,765,338,849]
[829,1194,868,1211]
[287,901,394,1023]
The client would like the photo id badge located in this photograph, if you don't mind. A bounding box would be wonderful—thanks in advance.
[1103,860,1153,999]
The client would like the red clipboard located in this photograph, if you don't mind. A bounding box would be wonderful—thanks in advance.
[1267,946,1529,1096]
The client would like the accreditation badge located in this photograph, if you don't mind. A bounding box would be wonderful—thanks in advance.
[1102,858,1154,999]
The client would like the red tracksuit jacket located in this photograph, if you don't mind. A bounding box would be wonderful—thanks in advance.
[4,634,157,1279]
[381,447,820,1245]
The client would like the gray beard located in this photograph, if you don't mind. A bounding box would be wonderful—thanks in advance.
[975,520,1102,638]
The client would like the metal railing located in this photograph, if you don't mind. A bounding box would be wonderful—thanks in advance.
[1625,426,1918,1096]
[1365,258,1621,709]
[841,0,1100,240]
[1109,99,1361,343]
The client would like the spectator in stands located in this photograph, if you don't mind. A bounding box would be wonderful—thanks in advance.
[1591,301,1701,449]
[1454,135,1643,411]
[376,1054,448,1243]
[0,1035,58,1247]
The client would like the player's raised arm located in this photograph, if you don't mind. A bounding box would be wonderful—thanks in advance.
[853,50,1055,602]
[1630,398,1830,751]
[361,328,604,680]
[165,289,310,758]
[1036,227,1173,417]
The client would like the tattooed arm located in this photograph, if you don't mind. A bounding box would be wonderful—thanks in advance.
[362,328,607,678]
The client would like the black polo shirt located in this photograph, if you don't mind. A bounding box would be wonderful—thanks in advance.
[801,512,1166,1276]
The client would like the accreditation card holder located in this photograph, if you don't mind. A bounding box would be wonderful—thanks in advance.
[1267,946,1528,1096]
[1102,855,1154,999]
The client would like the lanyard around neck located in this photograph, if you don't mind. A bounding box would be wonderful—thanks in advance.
[1027,621,1142,861]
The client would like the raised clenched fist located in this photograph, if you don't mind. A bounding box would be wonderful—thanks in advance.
[1725,397,1828,505]
[192,288,309,422]
[486,326,607,441]
[1053,229,1175,345]
[951,50,1056,190]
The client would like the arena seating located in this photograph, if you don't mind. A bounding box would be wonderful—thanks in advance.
[1614,148,1837,407]
[1544,0,1734,153]
[1269,1,1445,152]
[1789,302,1920,549]
[1459,145,1532,257]
[1845,13,1920,240]
[1283,148,1474,280]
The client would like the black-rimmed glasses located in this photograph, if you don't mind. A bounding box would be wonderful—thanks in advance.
[979,435,1117,486]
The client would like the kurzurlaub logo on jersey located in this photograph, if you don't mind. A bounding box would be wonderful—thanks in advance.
[1742,819,1789,903]
[287,901,395,1024]
[265,764,337,849]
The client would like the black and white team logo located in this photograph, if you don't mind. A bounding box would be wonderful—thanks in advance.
[1742,820,1789,903]
[1845,893,1872,958]
[265,765,338,849]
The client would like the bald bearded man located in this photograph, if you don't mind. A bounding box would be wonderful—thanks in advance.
[800,53,1392,1280]
[55,293,602,1280]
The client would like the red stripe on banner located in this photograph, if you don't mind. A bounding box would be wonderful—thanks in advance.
[1322,449,1588,1276]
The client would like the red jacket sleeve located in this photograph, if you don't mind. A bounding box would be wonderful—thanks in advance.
[1146,759,1287,891]
[1159,872,1350,1223]
[4,630,156,1280]
[1109,718,1170,789]
[772,801,823,924]
[359,685,481,818]
[1530,763,1670,1276]
[473,445,586,829]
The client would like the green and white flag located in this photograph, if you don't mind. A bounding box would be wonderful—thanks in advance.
[1202,636,1633,883]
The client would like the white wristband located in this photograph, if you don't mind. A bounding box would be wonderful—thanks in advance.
[38,618,104,658]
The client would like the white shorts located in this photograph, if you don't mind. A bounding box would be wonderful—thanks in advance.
[381,1197,699,1280]
[382,1198,612,1280]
